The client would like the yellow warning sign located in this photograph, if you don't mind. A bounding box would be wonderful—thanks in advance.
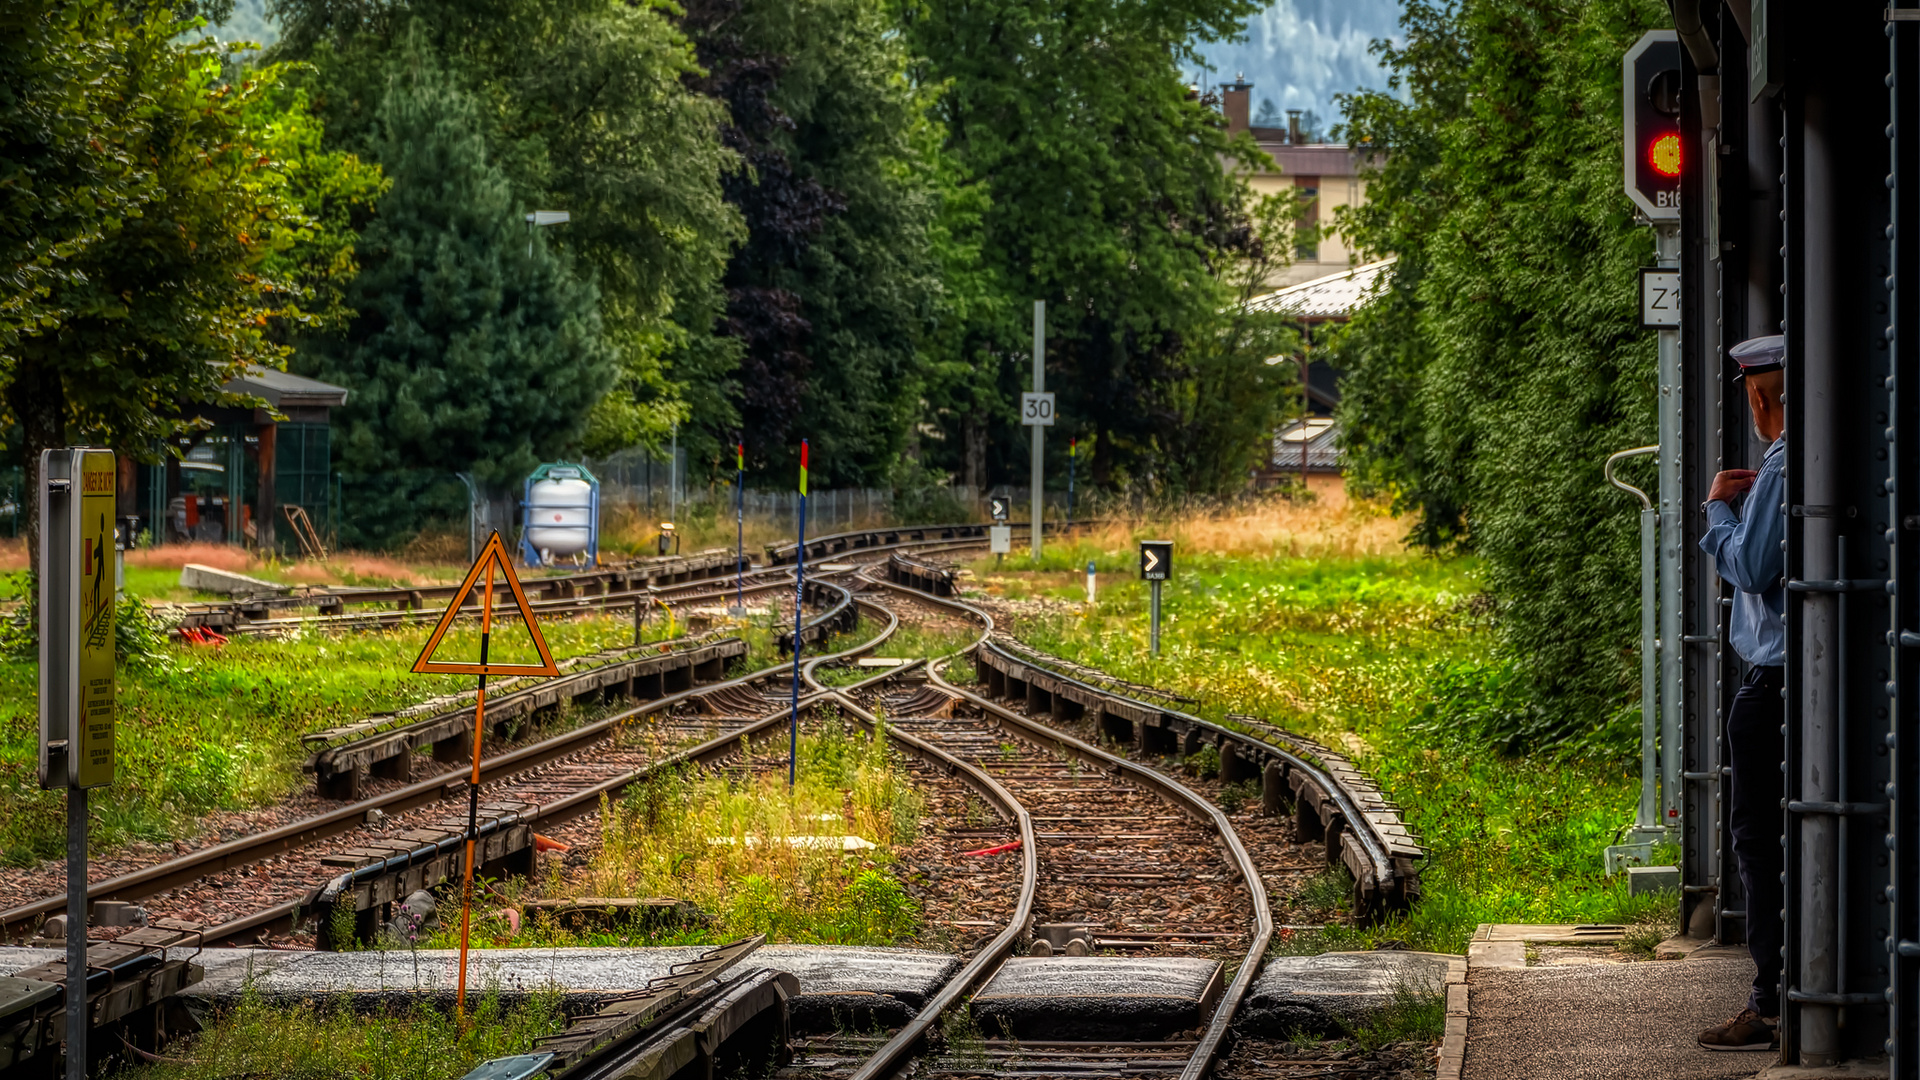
[75,450,116,788]
[411,532,560,677]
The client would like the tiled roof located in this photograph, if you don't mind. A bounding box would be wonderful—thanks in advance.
[1246,258,1396,322]
[1270,417,1342,472]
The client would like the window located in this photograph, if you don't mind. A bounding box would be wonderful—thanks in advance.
[1294,176,1320,262]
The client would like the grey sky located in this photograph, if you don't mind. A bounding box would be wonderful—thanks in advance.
[1193,0,1404,134]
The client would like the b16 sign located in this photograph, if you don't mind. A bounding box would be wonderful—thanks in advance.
[1623,31,1681,221]
[1139,540,1173,582]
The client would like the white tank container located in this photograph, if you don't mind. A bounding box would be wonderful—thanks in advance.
[525,477,594,556]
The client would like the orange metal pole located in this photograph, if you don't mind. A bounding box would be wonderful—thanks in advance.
[455,561,495,1028]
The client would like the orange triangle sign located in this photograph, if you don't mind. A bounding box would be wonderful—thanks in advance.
[411,532,561,677]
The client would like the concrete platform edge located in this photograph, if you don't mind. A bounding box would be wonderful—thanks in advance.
[1435,952,1469,1080]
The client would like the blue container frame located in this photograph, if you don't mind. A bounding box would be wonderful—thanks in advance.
[518,461,600,567]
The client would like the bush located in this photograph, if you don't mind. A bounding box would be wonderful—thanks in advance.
[1414,659,1637,762]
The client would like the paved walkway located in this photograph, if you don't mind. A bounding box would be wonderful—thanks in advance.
[1463,955,1768,1080]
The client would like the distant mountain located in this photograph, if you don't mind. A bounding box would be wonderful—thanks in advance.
[1193,0,1402,136]
[199,0,278,49]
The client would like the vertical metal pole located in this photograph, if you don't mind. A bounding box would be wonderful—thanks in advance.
[1031,300,1045,561]
[64,785,85,1080]
[1796,90,1840,1061]
[1150,579,1162,657]
[1639,506,1660,830]
[1657,222,1683,834]
[455,561,494,1029]
[790,440,808,787]
[669,425,678,526]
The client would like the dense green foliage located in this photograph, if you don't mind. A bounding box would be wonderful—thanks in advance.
[271,0,738,533]
[0,2,375,560]
[1333,0,1667,732]
[7,0,1317,556]
[680,0,941,485]
[904,0,1298,494]
[290,40,618,547]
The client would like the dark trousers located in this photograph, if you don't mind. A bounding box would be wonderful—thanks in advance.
[1725,663,1785,1016]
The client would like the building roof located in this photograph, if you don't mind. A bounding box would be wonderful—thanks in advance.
[1247,141,1378,178]
[1270,416,1342,472]
[1247,258,1396,322]
[221,364,350,409]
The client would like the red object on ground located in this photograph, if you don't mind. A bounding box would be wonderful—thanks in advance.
[961,839,1022,857]
[533,834,571,853]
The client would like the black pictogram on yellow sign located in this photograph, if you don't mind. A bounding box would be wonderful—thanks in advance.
[411,531,560,677]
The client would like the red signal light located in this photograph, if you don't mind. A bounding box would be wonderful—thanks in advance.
[1648,133,1682,178]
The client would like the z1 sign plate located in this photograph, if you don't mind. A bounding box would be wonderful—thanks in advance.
[1640,268,1680,328]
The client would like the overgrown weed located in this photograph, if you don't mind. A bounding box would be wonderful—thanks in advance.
[106,986,562,1080]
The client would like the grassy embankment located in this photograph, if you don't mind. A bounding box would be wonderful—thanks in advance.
[107,989,561,1080]
[965,499,1661,955]
[0,602,707,867]
[409,714,924,950]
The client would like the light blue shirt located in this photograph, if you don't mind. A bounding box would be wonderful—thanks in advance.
[1699,437,1786,667]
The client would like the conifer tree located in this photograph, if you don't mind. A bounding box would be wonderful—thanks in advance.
[294,40,616,546]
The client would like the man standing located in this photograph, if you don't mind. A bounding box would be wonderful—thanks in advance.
[1695,334,1787,1052]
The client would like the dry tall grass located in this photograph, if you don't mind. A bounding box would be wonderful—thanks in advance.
[1084,494,1411,560]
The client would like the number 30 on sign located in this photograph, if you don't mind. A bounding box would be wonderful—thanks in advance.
[1021,392,1055,426]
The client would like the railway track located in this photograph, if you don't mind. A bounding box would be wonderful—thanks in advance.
[12,532,1420,1080]
[776,571,1269,1080]
[0,590,903,947]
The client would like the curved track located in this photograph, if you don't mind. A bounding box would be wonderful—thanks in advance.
[20,529,1418,1080]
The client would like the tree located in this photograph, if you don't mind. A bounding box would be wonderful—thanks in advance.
[900,0,1271,493]
[0,2,347,569]
[274,0,740,466]
[1334,0,1669,739]
[680,0,941,485]
[292,39,617,547]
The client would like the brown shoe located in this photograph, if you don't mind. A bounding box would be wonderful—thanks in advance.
[1697,1009,1779,1051]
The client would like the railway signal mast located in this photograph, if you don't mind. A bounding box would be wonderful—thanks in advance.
[1619,30,1685,856]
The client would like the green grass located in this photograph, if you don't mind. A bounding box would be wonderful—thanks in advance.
[427,715,925,949]
[0,610,692,866]
[106,986,562,1080]
[1000,547,1658,954]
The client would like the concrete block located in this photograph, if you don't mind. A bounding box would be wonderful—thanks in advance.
[180,563,288,596]
[1235,951,1454,1037]
[1628,865,1681,896]
[1467,941,1528,970]
[92,900,146,927]
[973,956,1223,1040]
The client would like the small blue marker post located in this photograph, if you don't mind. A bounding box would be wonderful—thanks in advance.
[789,439,809,786]
[735,441,746,613]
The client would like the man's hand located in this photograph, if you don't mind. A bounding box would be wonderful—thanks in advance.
[1708,469,1758,505]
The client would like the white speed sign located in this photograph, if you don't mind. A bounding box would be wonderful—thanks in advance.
[1021,392,1055,426]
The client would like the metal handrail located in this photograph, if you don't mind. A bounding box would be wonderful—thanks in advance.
[1605,445,1658,510]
